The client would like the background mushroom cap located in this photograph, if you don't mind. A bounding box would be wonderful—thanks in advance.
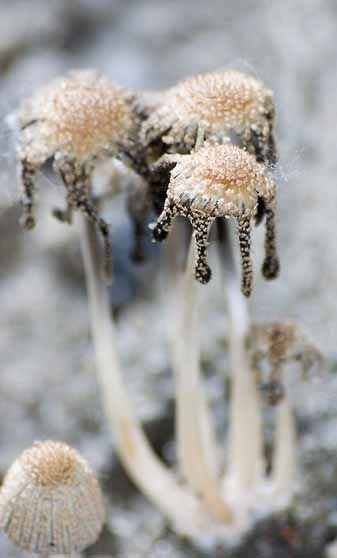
[142,69,274,145]
[169,69,274,130]
[18,70,134,163]
[0,441,105,554]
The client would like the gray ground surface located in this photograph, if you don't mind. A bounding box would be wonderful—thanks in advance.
[0,0,337,556]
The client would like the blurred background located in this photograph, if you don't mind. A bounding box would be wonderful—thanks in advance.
[0,0,337,556]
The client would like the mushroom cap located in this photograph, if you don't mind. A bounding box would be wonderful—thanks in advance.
[18,70,133,163]
[249,321,323,404]
[0,441,105,554]
[167,143,275,217]
[250,321,322,367]
[251,321,299,363]
[171,70,273,129]
[143,70,274,145]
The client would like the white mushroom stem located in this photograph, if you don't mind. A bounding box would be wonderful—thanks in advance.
[171,236,232,523]
[272,394,297,501]
[225,272,263,493]
[217,223,263,493]
[78,215,214,535]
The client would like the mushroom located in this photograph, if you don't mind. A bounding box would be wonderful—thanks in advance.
[14,69,137,279]
[154,172,267,521]
[151,143,279,295]
[248,321,322,500]
[147,143,278,509]
[249,321,322,406]
[0,441,105,557]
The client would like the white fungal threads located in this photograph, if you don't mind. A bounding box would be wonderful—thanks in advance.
[16,70,135,278]
[142,70,276,164]
[0,441,105,555]
[152,144,279,295]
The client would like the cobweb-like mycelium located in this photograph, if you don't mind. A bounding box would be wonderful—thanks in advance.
[15,69,136,278]
[152,143,279,296]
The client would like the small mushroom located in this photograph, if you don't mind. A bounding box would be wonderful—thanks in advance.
[15,70,136,279]
[249,320,323,405]
[0,441,105,556]
[248,321,322,499]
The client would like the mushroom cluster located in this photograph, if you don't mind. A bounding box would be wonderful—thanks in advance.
[141,69,280,296]
[14,68,280,295]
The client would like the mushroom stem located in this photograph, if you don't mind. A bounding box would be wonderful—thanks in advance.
[217,220,263,493]
[272,395,297,501]
[78,215,211,535]
[171,235,232,523]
